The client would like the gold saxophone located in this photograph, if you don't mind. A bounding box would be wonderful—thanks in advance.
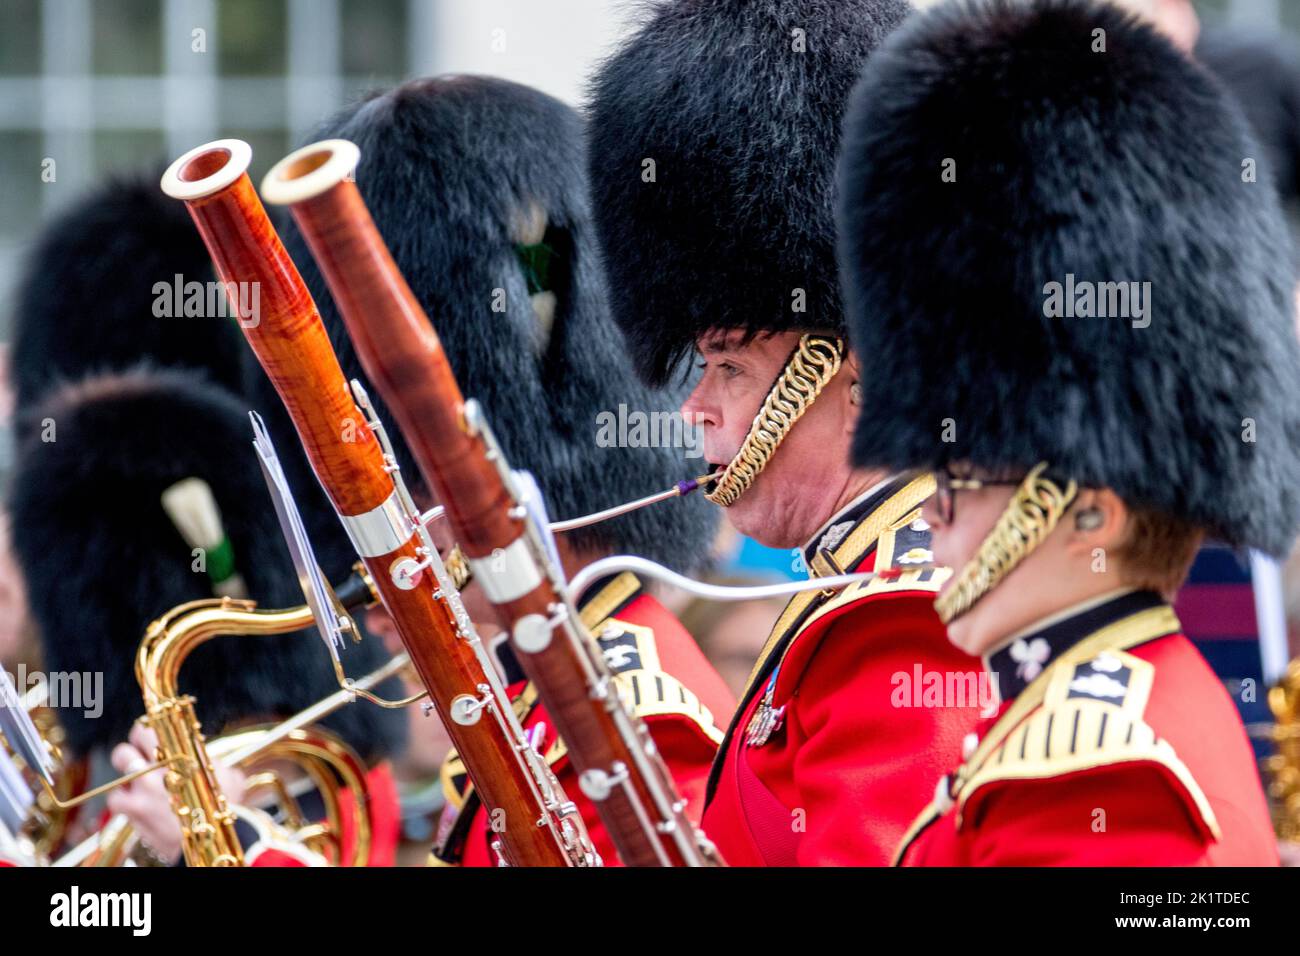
[7,615,398,868]
[60,644,407,868]
[80,724,378,868]
[137,598,306,866]
[135,596,395,867]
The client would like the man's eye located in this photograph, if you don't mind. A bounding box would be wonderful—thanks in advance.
[719,362,741,378]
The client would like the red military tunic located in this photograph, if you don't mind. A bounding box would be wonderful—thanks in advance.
[702,474,983,865]
[434,571,736,866]
[896,589,1279,866]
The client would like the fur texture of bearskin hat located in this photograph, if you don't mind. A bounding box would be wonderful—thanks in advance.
[6,366,407,760]
[837,0,1300,556]
[8,169,245,424]
[586,0,913,385]
[246,75,717,578]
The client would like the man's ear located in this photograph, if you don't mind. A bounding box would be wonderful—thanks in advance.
[1064,487,1129,557]
[843,349,862,430]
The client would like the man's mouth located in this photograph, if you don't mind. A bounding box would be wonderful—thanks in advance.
[696,462,723,490]
[701,458,731,484]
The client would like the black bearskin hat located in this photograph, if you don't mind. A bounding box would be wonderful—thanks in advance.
[838,0,1300,557]
[7,366,407,760]
[247,75,716,578]
[8,169,245,421]
[586,0,912,385]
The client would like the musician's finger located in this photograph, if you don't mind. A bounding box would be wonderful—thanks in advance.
[128,721,159,755]
[109,742,148,777]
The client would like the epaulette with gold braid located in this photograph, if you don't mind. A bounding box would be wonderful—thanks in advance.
[954,646,1219,838]
[955,698,1220,838]
[798,508,951,632]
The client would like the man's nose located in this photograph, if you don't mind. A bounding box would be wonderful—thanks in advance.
[680,377,718,428]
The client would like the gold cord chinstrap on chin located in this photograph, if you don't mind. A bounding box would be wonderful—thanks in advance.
[934,462,1077,624]
[704,334,844,507]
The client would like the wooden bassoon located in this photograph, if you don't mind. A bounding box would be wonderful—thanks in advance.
[259,139,723,866]
[160,139,595,867]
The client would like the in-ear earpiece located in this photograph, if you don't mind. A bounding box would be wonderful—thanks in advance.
[1074,508,1103,531]
[850,382,863,406]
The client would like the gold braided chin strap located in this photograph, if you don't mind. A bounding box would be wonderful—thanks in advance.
[934,462,1078,624]
[703,334,844,507]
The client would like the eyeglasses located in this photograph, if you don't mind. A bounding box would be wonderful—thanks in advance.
[932,469,1025,524]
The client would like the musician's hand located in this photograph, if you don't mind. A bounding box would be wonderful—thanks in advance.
[107,722,247,865]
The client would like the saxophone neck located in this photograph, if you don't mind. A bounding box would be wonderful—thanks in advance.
[136,598,314,704]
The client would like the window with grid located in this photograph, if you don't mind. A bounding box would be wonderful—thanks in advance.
[0,0,418,335]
